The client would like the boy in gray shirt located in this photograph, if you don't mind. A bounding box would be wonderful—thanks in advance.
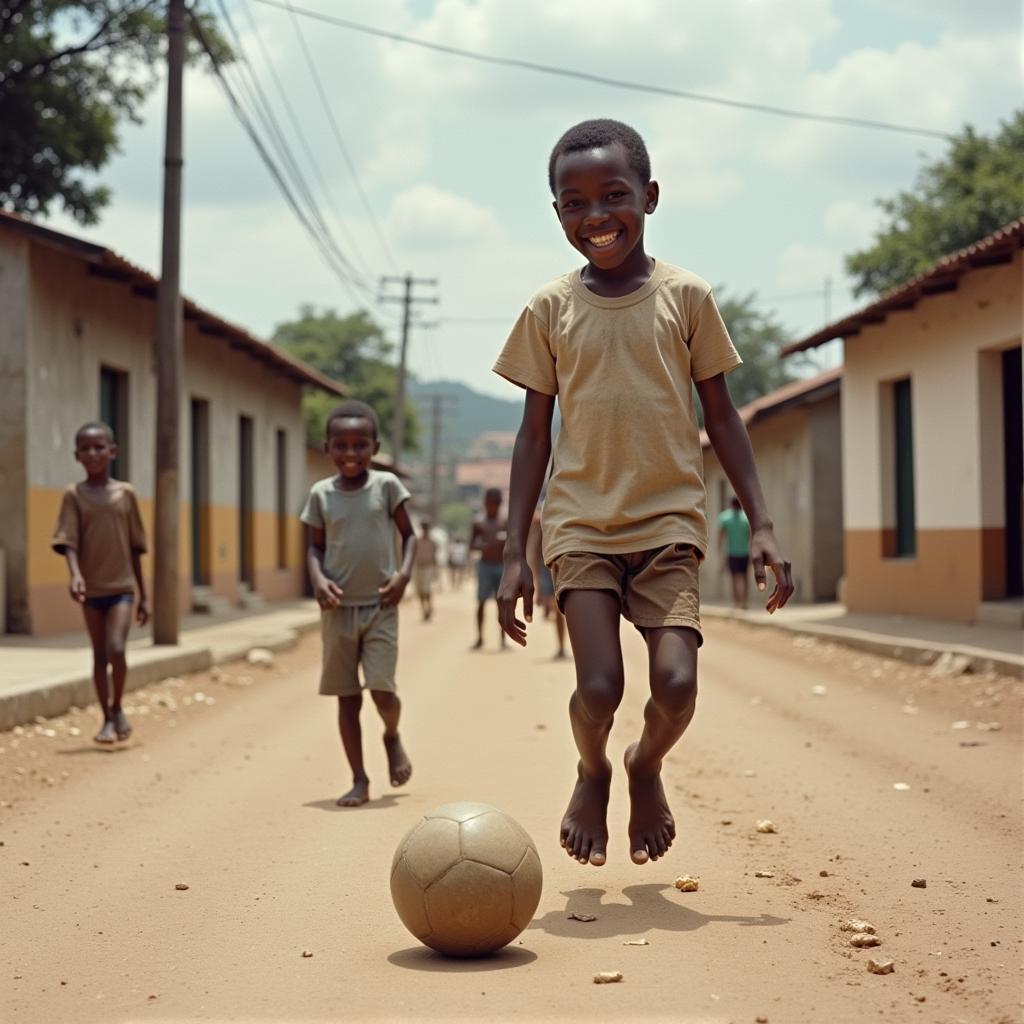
[301,400,417,807]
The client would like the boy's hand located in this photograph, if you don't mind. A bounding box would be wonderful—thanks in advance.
[378,572,408,608]
[69,574,86,603]
[315,578,344,610]
[136,599,150,626]
[497,556,534,647]
[750,527,794,613]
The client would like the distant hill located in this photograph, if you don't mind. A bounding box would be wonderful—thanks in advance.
[409,379,523,456]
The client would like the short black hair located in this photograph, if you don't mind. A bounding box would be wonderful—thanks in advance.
[325,400,379,439]
[548,119,651,194]
[75,421,115,444]
[484,487,502,503]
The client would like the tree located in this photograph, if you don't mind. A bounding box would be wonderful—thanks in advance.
[0,1,230,225]
[716,290,796,410]
[273,306,420,455]
[846,111,1024,297]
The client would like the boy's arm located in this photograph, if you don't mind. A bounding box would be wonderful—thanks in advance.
[62,549,85,603]
[306,526,344,609]
[697,374,793,612]
[498,388,555,645]
[131,550,149,625]
[469,520,482,551]
[379,501,417,607]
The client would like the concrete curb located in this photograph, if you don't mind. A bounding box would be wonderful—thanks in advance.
[702,606,1024,678]
[0,614,321,732]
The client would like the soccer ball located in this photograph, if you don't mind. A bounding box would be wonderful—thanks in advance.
[390,802,543,957]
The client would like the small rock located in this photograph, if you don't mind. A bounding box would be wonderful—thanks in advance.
[850,934,882,948]
[819,869,829,877]
[674,875,700,892]
[986,897,999,903]
[743,769,757,778]
[68,727,81,737]
[976,721,1002,732]
[892,782,911,791]
[301,950,313,958]
[901,705,920,715]
[951,720,971,730]
[174,883,189,891]
[840,919,876,934]
[756,1017,769,1023]
[593,971,623,984]
[535,723,547,731]
[913,994,926,1003]
[246,648,275,667]
[720,819,733,826]
[811,685,827,696]
[911,878,927,888]
[756,820,777,833]
[568,912,597,922]
[867,957,895,975]
[959,740,985,748]
[754,870,775,878]
[622,939,648,946]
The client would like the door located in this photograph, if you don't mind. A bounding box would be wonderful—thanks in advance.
[190,399,211,586]
[1003,346,1023,596]
[239,415,254,589]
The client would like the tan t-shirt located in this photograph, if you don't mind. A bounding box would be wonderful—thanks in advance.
[493,260,741,563]
[51,481,148,596]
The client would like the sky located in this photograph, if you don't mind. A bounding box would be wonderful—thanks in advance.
[44,0,1022,399]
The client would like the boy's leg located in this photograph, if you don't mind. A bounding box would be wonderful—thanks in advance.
[624,625,698,864]
[364,607,411,787]
[560,589,624,866]
[105,599,134,739]
[472,600,485,648]
[336,694,369,806]
[370,691,412,786]
[82,605,116,743]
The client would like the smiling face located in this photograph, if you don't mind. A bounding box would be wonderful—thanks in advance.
[74,426,116,479]
[325,416,379,483]
[552,142,659,278]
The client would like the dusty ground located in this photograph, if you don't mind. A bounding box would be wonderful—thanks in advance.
[2,588,1021,1024]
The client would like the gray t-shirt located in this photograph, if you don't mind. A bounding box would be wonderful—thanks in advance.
[300,470,411,606]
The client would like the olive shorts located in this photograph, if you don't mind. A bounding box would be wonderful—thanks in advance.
[550,544,703,644]
[319,604,398,696]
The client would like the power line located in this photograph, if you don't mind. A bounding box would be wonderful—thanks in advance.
[284,0,401,274]
[252,0,954,142]
[189,9,370,310]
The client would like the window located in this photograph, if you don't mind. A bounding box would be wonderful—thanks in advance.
[892,378,916,557]
[99,366,129,479]
[275,428,288,570]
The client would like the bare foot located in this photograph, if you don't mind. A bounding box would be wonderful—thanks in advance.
[470,638,483,651]
[559,761,611,865]
[112,707,132,741]
[384,734,412,787]
[336,778,370,807]
[623,742,676,864]
[94,719,117,745]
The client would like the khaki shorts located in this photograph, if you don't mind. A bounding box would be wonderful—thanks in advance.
[550,544,702,644]
[319,604,399,696]
[413,565,435,596]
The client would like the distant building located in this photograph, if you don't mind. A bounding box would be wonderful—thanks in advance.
[783,219,1022,625]
[455,458,511,505]
[0,212,344,635]
[702,368,843,604]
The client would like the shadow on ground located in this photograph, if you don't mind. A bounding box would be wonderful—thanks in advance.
[303,794,410,812]
[530,884,790,940]
[56,744,134,757]
[388,945,537,972]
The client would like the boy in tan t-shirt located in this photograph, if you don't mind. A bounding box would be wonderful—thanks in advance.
[52,422,149,744]
[494,119,794,868]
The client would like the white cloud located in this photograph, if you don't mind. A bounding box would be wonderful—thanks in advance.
[385,185,502,249]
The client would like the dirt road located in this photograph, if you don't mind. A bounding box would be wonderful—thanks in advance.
[3,589,1021,1023]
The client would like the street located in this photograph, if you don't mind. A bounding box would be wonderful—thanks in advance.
[2,588,1021,1024]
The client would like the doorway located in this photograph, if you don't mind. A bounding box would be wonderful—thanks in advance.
[1003,346,1023,597]
[190,399,210,586]
[239,415,254,589]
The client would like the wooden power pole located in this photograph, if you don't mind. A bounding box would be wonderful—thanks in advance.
[380,274,438,468]
[152,0,186,645]
[426,394,456,522]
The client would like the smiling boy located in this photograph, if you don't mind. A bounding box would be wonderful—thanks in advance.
[495,119,793,866]
[301,400,416,807]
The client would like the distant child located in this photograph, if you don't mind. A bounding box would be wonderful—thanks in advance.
[51,422,149,744]
[718,496,752,609]
[494,119,794,867]
[413,519,438,622]
[448,535,468,589]
[469,487,507,650]
[301,400,416,807]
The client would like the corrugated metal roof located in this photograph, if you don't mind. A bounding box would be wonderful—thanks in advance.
[0,210,346,396]
[781,218,1024,355]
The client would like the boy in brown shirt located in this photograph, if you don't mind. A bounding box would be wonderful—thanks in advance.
[495,119,794,867]
[52,422,149,744]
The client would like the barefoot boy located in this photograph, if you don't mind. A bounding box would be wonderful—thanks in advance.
[469,487,507,651]
[495,119,793,866]
[52,422,149,744]
[301,400,416,807]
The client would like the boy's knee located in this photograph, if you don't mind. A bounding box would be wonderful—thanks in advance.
[574,672,623,722]
[107,642,127,660]
[653,666,697,718]
[339,694,362,714]
[370,690,398,711]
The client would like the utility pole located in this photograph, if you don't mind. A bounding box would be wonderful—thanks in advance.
[380,274,438,468]
[425,394,456,522]
[152,0,185,645]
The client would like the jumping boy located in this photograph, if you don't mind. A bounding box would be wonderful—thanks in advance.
[52,422,149,744]
[301,400,416,807]
[495,119,793,867]
[469,487,507,651]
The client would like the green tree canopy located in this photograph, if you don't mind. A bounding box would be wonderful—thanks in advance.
[273,305,419,455]
[0,1,230,225]
[846,111,1024,297]
[716,290,796,410]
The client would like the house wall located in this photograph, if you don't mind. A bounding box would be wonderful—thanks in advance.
[841,253,1022,622]
[20,242,309,635]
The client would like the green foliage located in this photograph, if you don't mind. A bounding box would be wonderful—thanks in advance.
[0,1,231,225]
[273,305,419,453]
[439,501,472,540]
[716,290,795,410]
[846,111,1024,297]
